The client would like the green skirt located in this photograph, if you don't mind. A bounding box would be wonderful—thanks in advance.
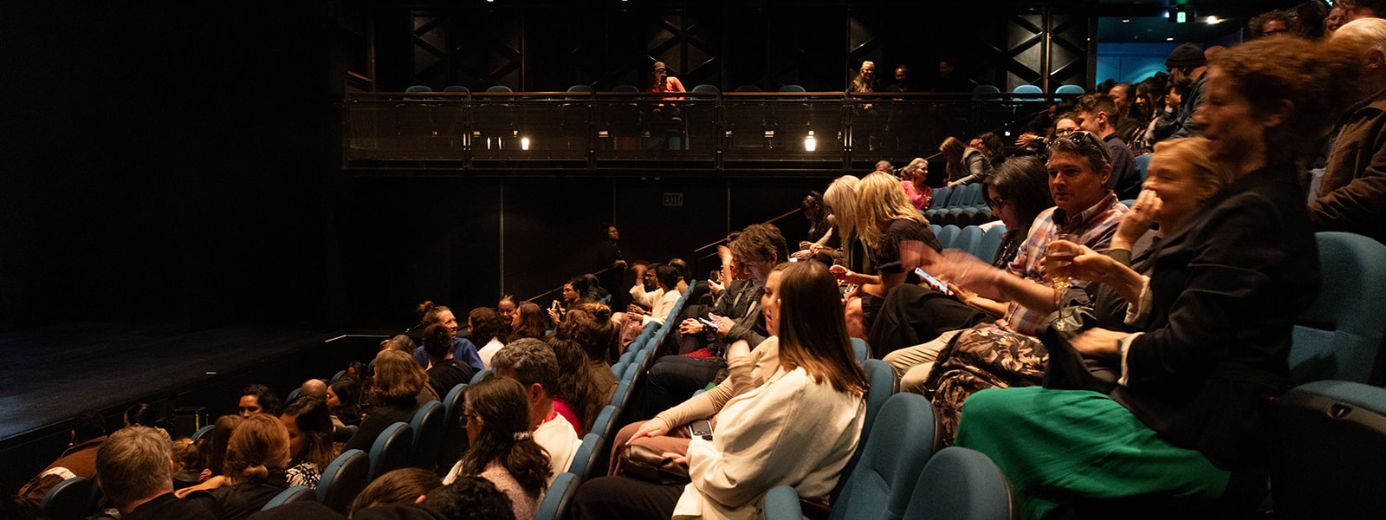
[955,387,1229,520]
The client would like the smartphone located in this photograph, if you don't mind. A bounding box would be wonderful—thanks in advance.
[697,317,718,328]
[687,419,713,440]
[913,268,953,296]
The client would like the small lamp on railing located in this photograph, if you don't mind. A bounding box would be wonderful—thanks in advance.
[521,136,531,151]
[804,131,817,152]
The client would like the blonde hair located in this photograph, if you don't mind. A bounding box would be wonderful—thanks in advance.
[96,426,173,506]
[1151,137,1233,192]
[1335,17,1386,56]
[823,176,861,244]
[856,172,928,250]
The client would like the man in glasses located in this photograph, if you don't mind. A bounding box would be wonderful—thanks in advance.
[1075,93,1142,200]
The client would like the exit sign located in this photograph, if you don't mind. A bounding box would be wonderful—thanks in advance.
[663,193,684,207]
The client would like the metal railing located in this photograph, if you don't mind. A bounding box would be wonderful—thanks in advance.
[343,91,1059,171]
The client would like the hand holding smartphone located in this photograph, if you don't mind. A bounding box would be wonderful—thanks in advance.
[913,268,954,296]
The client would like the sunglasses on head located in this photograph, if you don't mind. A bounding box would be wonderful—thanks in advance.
[1051,130,1111,164]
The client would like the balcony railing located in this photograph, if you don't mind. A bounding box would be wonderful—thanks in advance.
[343,91,1059,172]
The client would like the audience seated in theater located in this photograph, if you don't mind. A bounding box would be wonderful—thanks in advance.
[96,426,215,520]
[623,264,681,326]
[279,396,337,489]
[942,136,993,187]
[549,277,592,323]
[422,323,477,397]
[487,338,579,480]
[573,261,867,520]
[349,468,443,517]
[802,191,831,247]
[546,337,605,435]
[899,157,933,209]
[239,384,283,418]
[868,156,1053,355]
[849,61,879,94]
[1076,93,1143,200]
[1159,43,1208,140]
[803,176,865,270]
[497,295,518,337]
[923,137,1226,440]
[1108,82,1144,145]
[412,302,484,374]
[326,377,362,429]
[639,224,784,417]
[508,302,548,343]
[607,262,788,477]
[298,379,327,401]
[423,476,517,520]
[1015,112,1080,155]
[344,350,425,453]
[441,377,552,520]
[469,307,509,369]
[18,410,106,504]
[976,132,1009,168]
[171,437,205,489]
[955,35,1350,519]
[886,132,1128,386]
[1310,17,1386,244]
[831,171,942,339]
[554,307,619,402]
[183,415,292,519]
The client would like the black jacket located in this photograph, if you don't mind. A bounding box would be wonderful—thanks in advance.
[1112,163,1319,468]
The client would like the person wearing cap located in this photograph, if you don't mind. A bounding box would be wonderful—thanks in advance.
[649,61,685,94]
[1160,42,1208,140]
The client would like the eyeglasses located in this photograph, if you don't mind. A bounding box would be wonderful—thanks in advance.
[1051,130,1111,164]
[987,196,1008,209]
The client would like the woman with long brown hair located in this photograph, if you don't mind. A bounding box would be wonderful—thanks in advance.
[573,261,868,520]
[508,302,548,342]
[442,377,552,520]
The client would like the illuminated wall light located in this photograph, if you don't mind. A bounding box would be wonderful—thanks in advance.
[804,131,817,152]
[521,136,531,151]
[1205,16,1222,24]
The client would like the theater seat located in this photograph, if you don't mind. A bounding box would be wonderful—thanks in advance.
[972,85,1002,101]
[568,433,604,481]
[692,84,720,96]
[369,422,414,481]
[261,485,314,510]
[955,226,984,259]
[590,405,619,444]
[1055,84,1085,96]
[535,472,579,520]
[901,447,1014,520]
[829,359,902,502]
[1291,232,1386,384]
[929,187,953,209]
[937,225,962,250]
[851,338,868,362]
[191,424,214,443]
[317,449,369,513]
[409,400,445,471]
[976,224,1008,264]
[1268,380,1386,520]
[766,393,937,520]
[1134,154,1152,183]
[470,368,493,385]
[438,384,468,474]
[41,476,94,520]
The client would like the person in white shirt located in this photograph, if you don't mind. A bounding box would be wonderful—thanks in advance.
[488,338,579,481]
[571,261,869,520]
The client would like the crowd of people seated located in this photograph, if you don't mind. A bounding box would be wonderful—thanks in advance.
[13,12,1386,520]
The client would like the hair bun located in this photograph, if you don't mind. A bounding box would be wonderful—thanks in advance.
[417,301,436,315]
[242,465,270,479]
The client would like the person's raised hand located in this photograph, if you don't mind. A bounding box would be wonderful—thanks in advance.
[829,264,851,281]
[1114,189,1161,249]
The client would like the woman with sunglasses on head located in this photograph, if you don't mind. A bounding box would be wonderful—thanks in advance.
[573,262,868,520]
[954,36,1354,518]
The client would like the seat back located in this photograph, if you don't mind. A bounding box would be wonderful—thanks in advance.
[286,387,302,403]
[568,433,604,480]
[567,85,594,94]
[1268,380,1386,520]
[929,186,952,209]
[485,85,514,93]
[692,84,720,96]
[410,401,445,470]
[901,447,1014,520]
[317,449,369,513]
[851,338,869,362]
[955,226,985,261]
[1134,154,1152,183]
[830,359,899,502]
[780,84,807,93]
[937,225,962,249]
[612,84,639,93]
[534,472,579,520]
[439,384,469,474]
[40,477,94,520]
[591,404,620,442]
[405,85,433,93]
[976,224,1008,265]
[830,393,937,520]
[261,485,314,511]
[971,85,1001,100]
[1055,84,1085,95]
[191,424,215,442]
[470,368,493,385]
[1291,232,1386,384]
[369,422,415,480]
[611,378,633,408]
[443,85,470,94]
[1011,84,1042,102]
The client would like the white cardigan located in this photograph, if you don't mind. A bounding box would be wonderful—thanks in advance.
[673,366,866,520]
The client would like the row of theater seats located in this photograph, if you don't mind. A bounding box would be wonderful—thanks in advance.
[925,184,994,228]
[932,223,1008,266]
[403,84,811,96]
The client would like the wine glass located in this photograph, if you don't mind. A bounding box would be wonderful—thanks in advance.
[1044,233,1079,310]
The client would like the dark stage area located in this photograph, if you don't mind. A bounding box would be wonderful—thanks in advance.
[0,324,382,493]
